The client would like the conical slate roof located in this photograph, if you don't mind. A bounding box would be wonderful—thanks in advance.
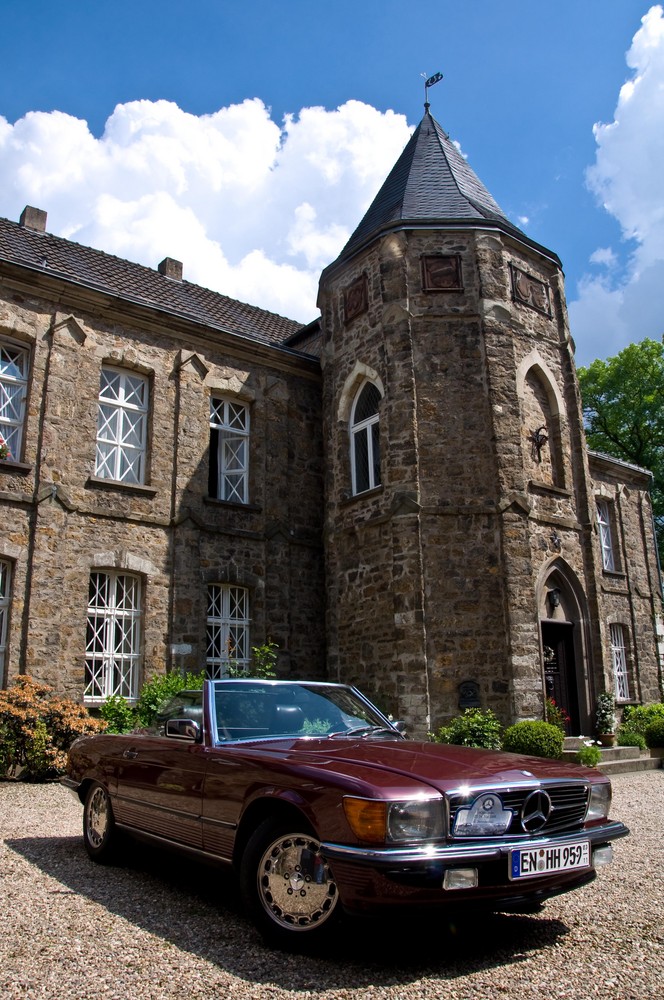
[326,109,559,272]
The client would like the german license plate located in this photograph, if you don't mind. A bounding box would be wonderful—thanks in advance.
[510,840,590,879]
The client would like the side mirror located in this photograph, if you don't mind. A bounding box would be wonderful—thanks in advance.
[165,719,201,742]
[392,720,409,738]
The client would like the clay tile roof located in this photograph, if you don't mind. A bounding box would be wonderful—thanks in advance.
[0,215,305,347]
[328,110,560,272]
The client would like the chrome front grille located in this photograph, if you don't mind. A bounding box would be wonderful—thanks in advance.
[447,782,590,839]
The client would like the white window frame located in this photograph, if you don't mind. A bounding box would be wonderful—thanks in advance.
[95,367,149,485]
[610,623,630,702]
[0,339,29,462]
[0,559,11,682]
[596,499,616,572]
[206,584,250,677]
[350,380,382,495]
[85,571,142,703]
[209,398,249,503]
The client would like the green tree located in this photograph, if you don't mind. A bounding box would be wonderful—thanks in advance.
[577,338,664,565]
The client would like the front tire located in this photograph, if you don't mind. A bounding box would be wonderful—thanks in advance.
[83,782,120,863]
[240,819,339,947]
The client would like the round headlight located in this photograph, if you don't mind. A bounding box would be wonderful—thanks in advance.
[386,799,443,842]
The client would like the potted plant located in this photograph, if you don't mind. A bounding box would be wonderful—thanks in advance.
[595,692,616,746]
[0,436,9,460]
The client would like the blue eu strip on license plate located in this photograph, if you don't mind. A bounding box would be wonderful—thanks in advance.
[510,840,590,879]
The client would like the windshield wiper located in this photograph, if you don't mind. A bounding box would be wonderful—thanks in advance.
[328,725,400,739]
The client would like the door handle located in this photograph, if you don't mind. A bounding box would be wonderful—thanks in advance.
[122,749,138,759]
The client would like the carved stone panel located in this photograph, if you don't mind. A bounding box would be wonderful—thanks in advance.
[510,265,551,316]
[343,274,368,324]
[421,254,463,292]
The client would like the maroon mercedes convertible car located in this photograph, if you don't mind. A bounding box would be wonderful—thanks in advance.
[62,679,628,946]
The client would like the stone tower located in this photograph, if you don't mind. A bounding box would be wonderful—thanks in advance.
[317,107,612,737]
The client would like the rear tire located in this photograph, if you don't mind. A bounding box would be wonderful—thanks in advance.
[83,782,120,863]
[240,818,340,948]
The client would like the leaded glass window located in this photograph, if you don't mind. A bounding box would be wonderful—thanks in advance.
[95,368,148,484]
[350,381,381,495]
[85,572,142,702]
[206,584,250,677]
[209,399,249,503]
[0,340,29,461]
[610,623,630,702]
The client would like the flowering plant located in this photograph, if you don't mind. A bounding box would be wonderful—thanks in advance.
[0,675,105,780]
[0,435,9,460]
[595,692,616,734]
[545,697,570,732]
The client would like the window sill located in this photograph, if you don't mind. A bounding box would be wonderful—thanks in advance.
[85,475,158,498]
[602,570,626,580]
[85,698,138,707]
[0,459,32,475]
[340,485,384,506]
[527,480,572,498]
[204,496,261,512]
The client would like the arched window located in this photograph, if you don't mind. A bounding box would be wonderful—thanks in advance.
[350,381,381,495]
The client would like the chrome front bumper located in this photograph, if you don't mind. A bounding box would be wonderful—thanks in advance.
[321,819,629,866]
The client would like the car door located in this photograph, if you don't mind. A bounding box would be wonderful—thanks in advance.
[114,693,207,849]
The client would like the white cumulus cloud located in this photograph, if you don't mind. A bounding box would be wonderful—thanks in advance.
[589,247,618,268]
[569,5,664,364]
[0,98,412,323]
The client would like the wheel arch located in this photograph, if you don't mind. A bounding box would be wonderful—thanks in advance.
[76,777,94,805]
[233,794,315,869]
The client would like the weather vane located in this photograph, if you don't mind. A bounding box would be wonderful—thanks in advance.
[422,71,443,111]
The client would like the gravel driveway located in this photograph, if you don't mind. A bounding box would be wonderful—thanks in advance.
[1,771,662,999]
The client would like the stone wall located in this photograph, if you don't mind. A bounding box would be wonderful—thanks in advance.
[589,453,663,707]
[0,269,325,698]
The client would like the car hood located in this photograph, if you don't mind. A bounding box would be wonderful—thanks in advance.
[244,737,600,794]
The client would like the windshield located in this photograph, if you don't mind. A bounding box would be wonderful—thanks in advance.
[211,680,398,743]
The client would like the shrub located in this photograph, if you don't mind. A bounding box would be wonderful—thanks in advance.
[99,694,138,734]
[502,720,564,759]
[431,708,502,749]
[227,640,279,679]
[134,670,205,728]
[644,718,664,749]
[616,725,647,750]
[576,744,602,767]
[0,675,104,781]
[622,703,664,740]
[250,641,278,678]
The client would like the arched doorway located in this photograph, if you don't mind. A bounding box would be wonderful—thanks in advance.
[538,560,590,736]
[541,621,579,734]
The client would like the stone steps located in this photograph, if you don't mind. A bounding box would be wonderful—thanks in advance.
[561,740,664,775]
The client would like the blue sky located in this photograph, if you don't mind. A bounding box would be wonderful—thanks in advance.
[1,0,662,366]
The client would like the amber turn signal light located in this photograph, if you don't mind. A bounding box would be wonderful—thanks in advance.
[343,797,387,842]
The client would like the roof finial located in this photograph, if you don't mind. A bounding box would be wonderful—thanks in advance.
[422,71,443,113]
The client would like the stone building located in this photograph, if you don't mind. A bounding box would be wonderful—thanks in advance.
[1,109,662,736]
